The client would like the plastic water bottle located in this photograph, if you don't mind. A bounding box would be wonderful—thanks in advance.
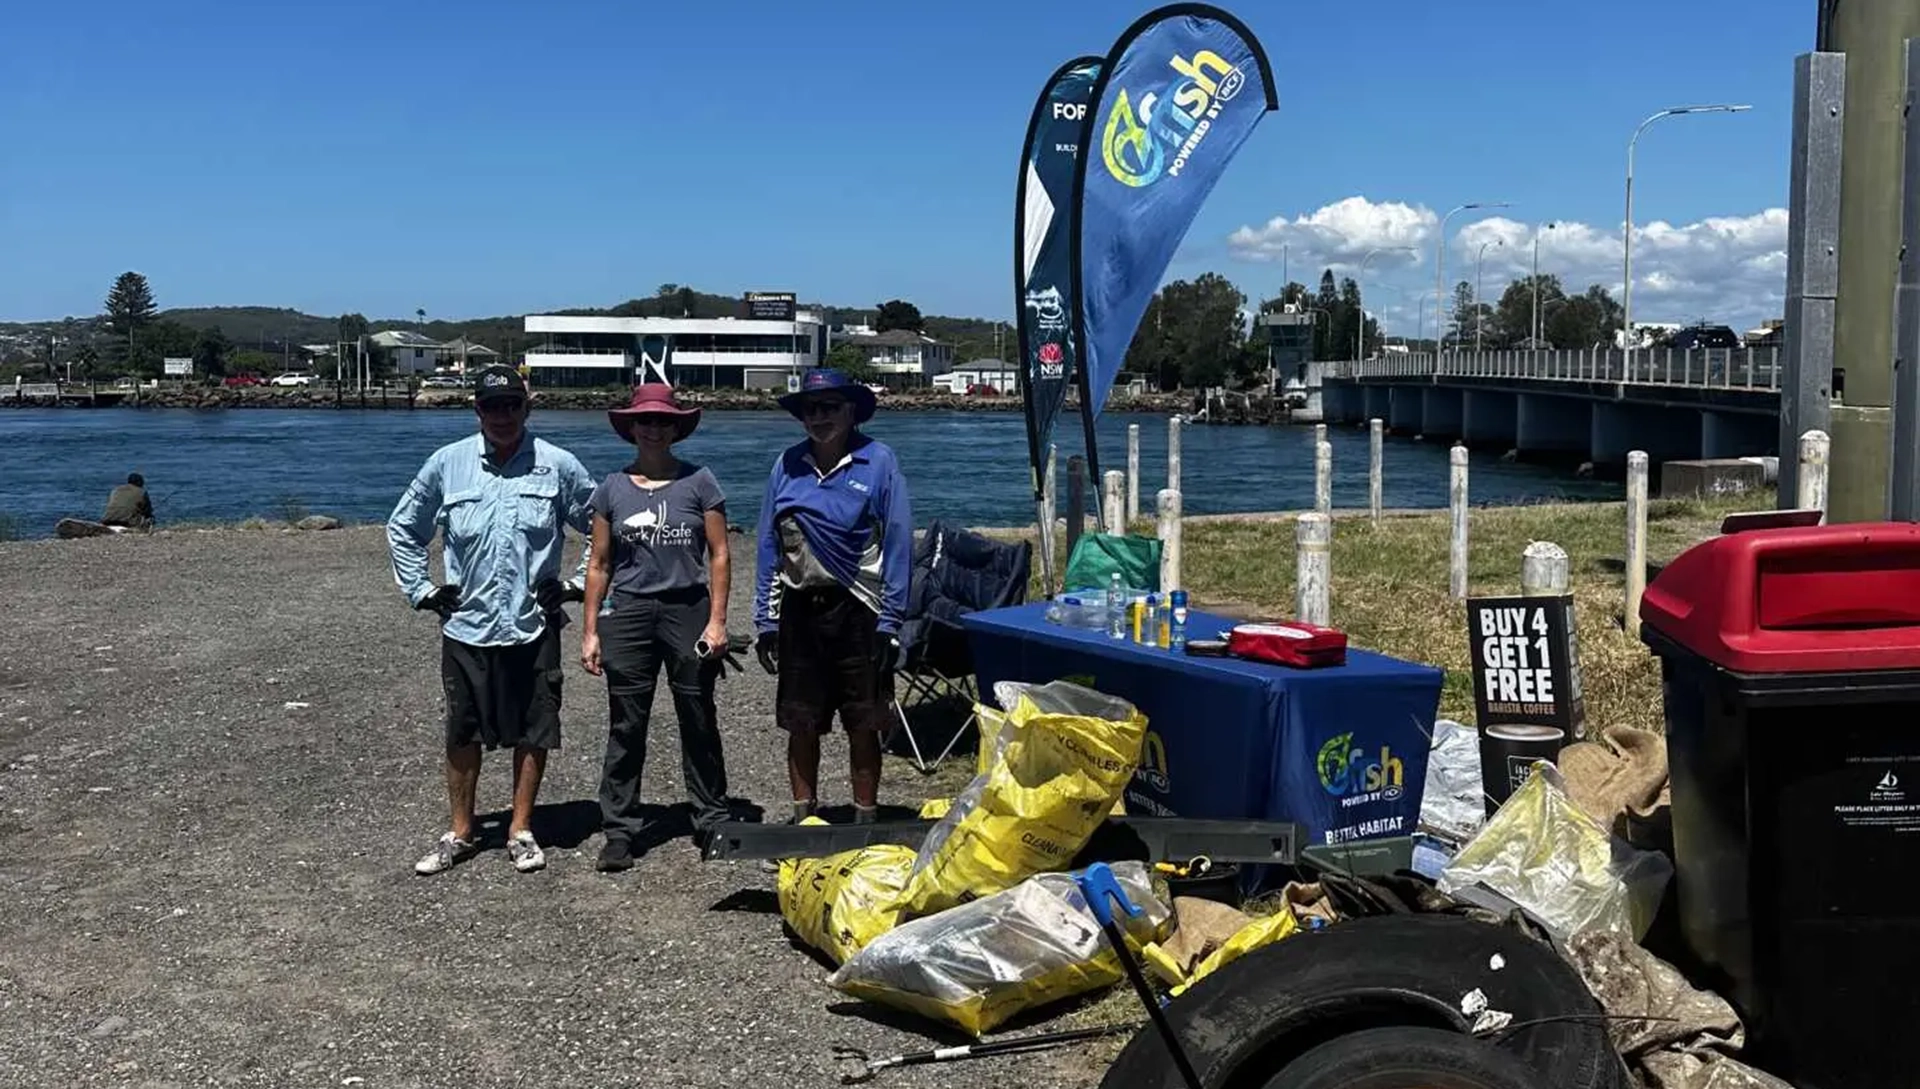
[1106,572,1126,639]
[1170,589,1189,652]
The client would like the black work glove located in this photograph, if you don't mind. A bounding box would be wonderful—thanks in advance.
[416,584,460,619]
[871,632,900,678]
[534,578,584,614]
[755,632,779,675]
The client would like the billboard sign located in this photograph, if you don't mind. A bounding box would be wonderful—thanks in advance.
[163,358,193,376]
[744,292,797,321]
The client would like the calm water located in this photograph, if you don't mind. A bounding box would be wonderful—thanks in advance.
[0,407,1617,538]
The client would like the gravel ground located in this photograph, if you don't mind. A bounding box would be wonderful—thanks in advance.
[0,526,1117,1089]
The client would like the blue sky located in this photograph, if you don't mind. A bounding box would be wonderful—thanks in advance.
[1,0,1805,334]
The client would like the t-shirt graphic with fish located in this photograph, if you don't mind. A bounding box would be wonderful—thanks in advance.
[589,464,726,598]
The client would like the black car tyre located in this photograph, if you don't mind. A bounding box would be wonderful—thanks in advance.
[1099,915,1626,1089]
[1260,1026,1546,1089]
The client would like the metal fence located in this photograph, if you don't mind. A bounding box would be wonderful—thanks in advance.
[1330,347,1782,391]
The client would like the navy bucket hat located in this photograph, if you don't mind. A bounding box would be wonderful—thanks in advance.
[777,368,877,423]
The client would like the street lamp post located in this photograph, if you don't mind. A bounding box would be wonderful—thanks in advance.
[1623,104,1750,362]
[1355,245,1417,359]
[1531,221,1557,347]
[1436,201,1510,356]
[1475,240,1504,353]
[1417,293,1432,348]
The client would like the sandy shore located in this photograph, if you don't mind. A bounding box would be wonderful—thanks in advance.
[0,526,1108,1088]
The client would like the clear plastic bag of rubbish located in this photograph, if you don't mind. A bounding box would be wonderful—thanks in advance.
[1420,718,1485,846]
[827,861,1170,1037]
[1438,763,1673,942]
[899,680,1147,919]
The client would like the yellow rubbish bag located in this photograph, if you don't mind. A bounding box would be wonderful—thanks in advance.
[897,680,1148,919]
[776,818,916,966]
[829,862,1170,1037]
[1144,909,1301,998]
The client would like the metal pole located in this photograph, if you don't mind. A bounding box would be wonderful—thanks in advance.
[1896,39,1920,521]
[1779,53,1847,511]
[1829,10,1920,522]
[1530,221,1556,346]
[1435,202,1509,357]
[1624,105,1751,367]
[1475,240,1501,353]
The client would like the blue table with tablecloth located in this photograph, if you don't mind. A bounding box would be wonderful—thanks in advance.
[960,603,1444,857]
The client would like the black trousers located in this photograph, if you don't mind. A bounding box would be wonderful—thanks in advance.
[597,588,730,841]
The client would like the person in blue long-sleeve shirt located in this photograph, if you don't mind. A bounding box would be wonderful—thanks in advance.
[752,368,913,825]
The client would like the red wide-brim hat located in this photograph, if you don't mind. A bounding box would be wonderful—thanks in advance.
[608,383,701,443]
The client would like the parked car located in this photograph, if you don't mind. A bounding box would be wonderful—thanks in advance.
[420,374,466,389]
[1664,324,1742,351]
[223,373,264,387]
[270,372,317,387]
[967,384,1003,397]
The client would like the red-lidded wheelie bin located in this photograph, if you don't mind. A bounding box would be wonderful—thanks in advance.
[1640,521,1920,1089]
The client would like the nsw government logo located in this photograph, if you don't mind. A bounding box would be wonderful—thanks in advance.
[1101,49,1246,188]
[1316,732,1404,808]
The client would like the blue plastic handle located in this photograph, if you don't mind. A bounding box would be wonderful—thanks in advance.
[1076,862,1142,928]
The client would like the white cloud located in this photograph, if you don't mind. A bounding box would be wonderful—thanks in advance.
[1225,196,1788,337]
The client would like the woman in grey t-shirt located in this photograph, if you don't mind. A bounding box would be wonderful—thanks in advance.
[580,384,731,871]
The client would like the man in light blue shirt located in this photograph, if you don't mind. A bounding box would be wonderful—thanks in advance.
[387,365,595,876]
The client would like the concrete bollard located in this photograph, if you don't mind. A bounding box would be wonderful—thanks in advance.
[1449,444,1469,600]
[1798,429,1830,519]
[1521,541,1571,597]
[1314,422,1327,449]
[1157,488,1182,593]
[1066,455,1086,558]
[1127,423,1141,525]
[1041,443,1059,597]
[1626,451,1649,639]
[1168,415,1183,497]
[1315,440,1333,518]
[1368,418,1384,526]
[1296,512,1331,626]
[1102,470,1126,536]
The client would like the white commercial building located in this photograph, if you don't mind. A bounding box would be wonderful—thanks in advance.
[523,311,825,389]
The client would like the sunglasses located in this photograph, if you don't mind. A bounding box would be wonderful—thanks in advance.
[477,398,524,416]
[632,414,680,429]
[801,399,848,419]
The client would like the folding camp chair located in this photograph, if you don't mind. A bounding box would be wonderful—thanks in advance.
[890,520,1033,773]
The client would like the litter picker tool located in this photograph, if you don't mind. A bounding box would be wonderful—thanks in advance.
[1075,861,1204,1089]
[830,1023,1138,1084]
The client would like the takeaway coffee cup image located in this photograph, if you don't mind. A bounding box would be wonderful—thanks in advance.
[1478,723,1567,816]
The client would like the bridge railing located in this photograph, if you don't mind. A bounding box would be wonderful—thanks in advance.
[1329,347,1782,391]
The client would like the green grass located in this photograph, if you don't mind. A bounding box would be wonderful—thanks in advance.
[1179,492,1767,733]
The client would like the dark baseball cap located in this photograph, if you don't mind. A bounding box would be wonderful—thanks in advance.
[472,365,528,403]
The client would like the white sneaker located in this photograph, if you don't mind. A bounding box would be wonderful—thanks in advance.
[508,830,546,873]
[414,832,477,876]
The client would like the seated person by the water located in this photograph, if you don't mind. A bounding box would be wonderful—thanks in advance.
[100,473,155,530]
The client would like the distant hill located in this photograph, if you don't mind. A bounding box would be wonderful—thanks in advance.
[3,289,1010,365]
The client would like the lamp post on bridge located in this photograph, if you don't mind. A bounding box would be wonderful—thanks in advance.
[1357,246,1418,360]
[1475,239,1504,353]
[1435,201,1510,357]
[1531,221,1558,347]
[1623,104,1750,364]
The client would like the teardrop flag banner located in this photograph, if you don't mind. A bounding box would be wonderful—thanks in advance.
[1070,4,1277,487]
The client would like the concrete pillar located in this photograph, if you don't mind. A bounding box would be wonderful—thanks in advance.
[1388,386,1424,433]
[1363,384,1391,423]
[1421,386,1464,441]
[1320,382,1351,423]
[1700,410,1779,460]
[1515,393,1592,455]
[1461,389,1517,448]
[1591,402,1703,471]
